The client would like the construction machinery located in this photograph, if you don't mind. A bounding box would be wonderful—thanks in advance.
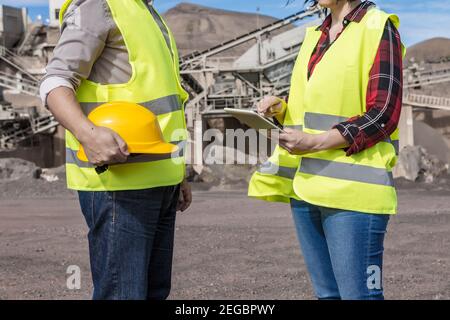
[180,5,324,126]
[176,4,450,164]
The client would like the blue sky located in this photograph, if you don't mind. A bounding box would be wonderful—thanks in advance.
[1,0,449,46]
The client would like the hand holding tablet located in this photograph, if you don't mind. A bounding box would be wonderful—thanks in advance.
[224,108,285,133]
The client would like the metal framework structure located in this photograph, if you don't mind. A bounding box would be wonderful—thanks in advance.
[404,93,450,111]
[0,45,57,150]
[0,105,57,149]
[180,6,323,126]
[403,65,450,111]
[404,65,450,88]
[0,71,39,96]
[180,7,322,71]
[0,45,38,81]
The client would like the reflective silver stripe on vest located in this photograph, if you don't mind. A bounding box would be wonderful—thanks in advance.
[305,112,399,155]
[304,112,348,131]
[66,141,186,168]
[284,125,303,131]
[79,94,182,116]
[258,161,297,180]
[66,148,91,168]
[299,157,394,187]
[146,4,173,60]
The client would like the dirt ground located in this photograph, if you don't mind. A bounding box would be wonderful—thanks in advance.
[0,182,449,300]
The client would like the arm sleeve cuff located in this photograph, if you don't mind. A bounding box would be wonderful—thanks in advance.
[39,77,75,107]
[334,121,364,156]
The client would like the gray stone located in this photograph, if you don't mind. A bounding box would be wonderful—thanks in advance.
[0,158,41,181]
[395,145,449,183]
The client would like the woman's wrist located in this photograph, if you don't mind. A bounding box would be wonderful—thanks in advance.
[306,129,349,152]
[306,133,327,152]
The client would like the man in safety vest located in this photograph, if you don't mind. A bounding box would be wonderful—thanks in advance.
[40,0,192,300]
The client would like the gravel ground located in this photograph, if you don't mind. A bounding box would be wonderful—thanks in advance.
[0,182,449,300]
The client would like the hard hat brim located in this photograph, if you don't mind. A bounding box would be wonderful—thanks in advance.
[129,142,179,155]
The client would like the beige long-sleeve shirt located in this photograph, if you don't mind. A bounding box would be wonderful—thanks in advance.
[40,0,171,105]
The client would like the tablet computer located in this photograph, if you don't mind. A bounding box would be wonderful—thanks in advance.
[224,108,285,132]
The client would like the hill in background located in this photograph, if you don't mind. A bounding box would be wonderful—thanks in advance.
[405,37,450,65]
[165,4,450,64]
[163,2,291,57]
[405,37,450,96]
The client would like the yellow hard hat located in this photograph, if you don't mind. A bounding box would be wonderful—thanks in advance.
[77,102,178,162]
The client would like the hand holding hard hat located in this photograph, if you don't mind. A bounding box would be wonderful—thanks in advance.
[77,102,178,173]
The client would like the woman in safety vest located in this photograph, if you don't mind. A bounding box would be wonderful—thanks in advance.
[249,0,404,299]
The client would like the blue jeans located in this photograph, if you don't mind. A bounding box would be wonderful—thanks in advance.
[78,185,180,300]
[290,199,390,300]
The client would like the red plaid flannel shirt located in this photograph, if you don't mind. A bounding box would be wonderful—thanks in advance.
[308,1,403,156]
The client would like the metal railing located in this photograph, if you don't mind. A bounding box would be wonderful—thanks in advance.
[180,6,321,71]
[404,93,450,111]
[404,66,450,88]
[0,45,39,82]
[0,71,39,96]
[0,114,58,149]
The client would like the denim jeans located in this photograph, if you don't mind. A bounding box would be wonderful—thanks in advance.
[78,185,180,300]
[290,199,390,300]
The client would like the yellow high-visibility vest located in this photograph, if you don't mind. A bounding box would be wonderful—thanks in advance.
[249,8,405,214]
[60,0,189,191]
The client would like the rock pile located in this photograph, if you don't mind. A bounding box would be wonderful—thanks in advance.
[395,145,449,183]
[0,158,72,199]
[0,158,41,181]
